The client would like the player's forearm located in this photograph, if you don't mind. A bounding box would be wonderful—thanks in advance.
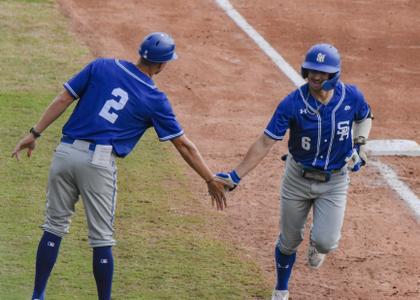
[235,134,274,178]
[33,89,74,134]
[173,136,214,183]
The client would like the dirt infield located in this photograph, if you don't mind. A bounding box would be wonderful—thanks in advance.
[58,0,420,299]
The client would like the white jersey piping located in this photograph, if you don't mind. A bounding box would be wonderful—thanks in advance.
[324,82,346,170]
[64,82,79,99]
[159,130,184,141]
[264,129,284,140]
[115,59,156,89]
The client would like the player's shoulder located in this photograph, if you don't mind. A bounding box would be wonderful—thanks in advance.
[292,84,308,99]
[282,83,308,105]
[342,82,365,100]
[274,84,306,107]
[271,86,303,114]
[114,59,160,90]
[148,87,168,101]
[146,94,175,118]
[142,84,171,110]
[148,89,171,107]
[85,57,117,73]
[342,82,362,94]
[89,57,114,66]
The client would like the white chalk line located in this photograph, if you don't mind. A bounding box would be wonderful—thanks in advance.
[371,161,420,219]
[215,0,305,87]
[215,0,420,221]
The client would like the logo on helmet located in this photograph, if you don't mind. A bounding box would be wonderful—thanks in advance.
[316,53,326,63]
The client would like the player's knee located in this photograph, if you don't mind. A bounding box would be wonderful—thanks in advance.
[89,239,116,248]
[88,233,116,248]
[87,223,116,248]
[41,216,71,237]
[311,236,339,254]
[277,234,303,255]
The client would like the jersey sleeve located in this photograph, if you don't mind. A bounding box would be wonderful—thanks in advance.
[352,86,371,122]
[63,59,98,99]
[149,93,184,141]
[264,96,294,140]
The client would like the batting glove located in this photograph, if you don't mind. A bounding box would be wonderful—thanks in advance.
[346,147,366,172]
[356,144,368,165]
[215,170,241,191]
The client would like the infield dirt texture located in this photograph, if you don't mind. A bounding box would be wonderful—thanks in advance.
[4,0,420,299]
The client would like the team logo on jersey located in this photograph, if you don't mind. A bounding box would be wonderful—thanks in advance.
[337,121,350,141]
[316,53,326,63]
[344,105,351,111]
[300,108,308,114]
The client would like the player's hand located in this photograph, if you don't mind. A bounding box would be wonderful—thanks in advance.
[357,144,368,165]
[207,178,227,210]
[214,170,241,191]
[345,147,366,172]
[11,134,37,161]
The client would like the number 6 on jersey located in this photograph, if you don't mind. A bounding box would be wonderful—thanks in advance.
[99,88,128,124]
[302,136,311,151]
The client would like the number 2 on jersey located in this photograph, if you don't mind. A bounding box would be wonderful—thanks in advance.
[99,88,128,124]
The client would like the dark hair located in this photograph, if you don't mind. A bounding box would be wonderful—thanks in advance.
[140,57,160,67]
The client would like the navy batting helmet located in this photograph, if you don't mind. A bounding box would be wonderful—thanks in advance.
[139,32,178,63]
[301,43,341,90]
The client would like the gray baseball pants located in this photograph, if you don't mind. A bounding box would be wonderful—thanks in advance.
[41,140,118,248]
[278,156,349,255]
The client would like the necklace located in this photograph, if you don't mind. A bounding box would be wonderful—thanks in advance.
[306,91,323,113]
[306,89,334,113]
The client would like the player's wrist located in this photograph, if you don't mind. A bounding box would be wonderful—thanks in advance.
[228,170,241,185]
[29,127,41,139]
[205,177,214,184]
[214,170,241,192]
[353,136,366,146]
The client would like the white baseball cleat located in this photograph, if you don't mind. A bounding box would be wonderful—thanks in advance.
[307,241,326,269]
[272,289,289,300]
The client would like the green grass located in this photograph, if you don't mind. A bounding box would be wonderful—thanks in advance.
[0,0,87,93]
[0,1,270,299]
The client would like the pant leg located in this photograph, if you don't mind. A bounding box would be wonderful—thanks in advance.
[311,172,349,253]
[41,143,80,236]
[75,152,118,248]
[278,157,314,255]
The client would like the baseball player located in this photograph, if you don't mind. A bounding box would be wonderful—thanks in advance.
[216,44,372,300]
[12,32,226,300]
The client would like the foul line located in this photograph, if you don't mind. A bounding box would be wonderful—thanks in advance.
[215,0,305,87]
[371,161,420,219]
[215,0,420,221]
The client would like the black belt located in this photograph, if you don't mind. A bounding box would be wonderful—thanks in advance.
[286,155,343,182]
[302,167,330,182]
[301,166,344,182]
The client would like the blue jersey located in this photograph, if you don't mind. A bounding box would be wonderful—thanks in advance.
[265,82,370,171]
[62,58,183,157]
